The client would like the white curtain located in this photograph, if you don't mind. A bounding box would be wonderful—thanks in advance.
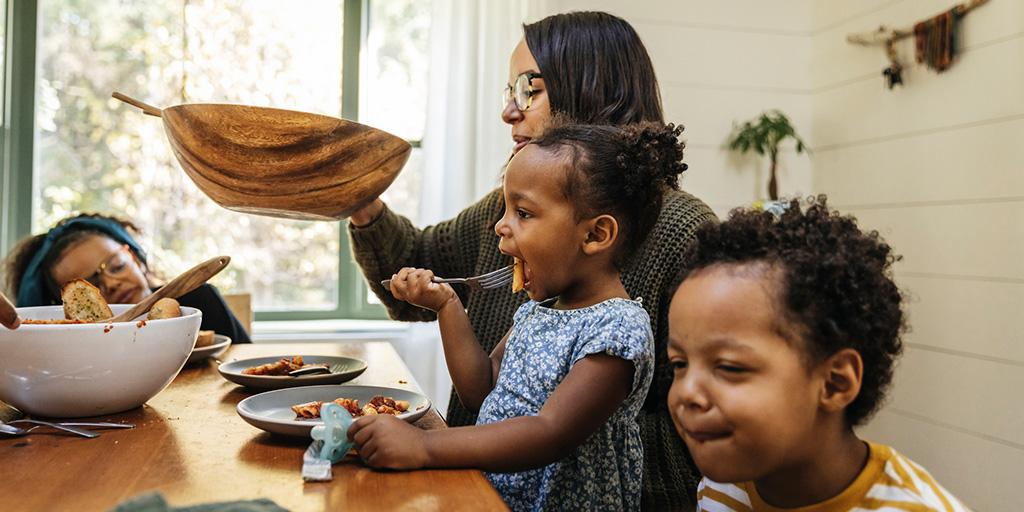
[398,0,548,415]
[420,0,548,221]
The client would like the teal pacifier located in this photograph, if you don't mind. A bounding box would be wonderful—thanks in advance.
[310,403,354,463]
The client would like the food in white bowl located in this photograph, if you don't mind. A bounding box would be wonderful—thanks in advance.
[0,304,201,418]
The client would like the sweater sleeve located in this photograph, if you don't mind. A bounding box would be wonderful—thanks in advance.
[347,189,504,322]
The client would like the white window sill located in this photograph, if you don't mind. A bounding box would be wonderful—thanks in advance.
[252,319,409,343]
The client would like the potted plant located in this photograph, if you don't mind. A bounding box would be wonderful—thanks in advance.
[726,110,808,200]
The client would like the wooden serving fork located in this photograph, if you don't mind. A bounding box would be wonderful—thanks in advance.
[108,256,231,323]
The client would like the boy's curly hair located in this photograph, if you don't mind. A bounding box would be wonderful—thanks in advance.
[679,195,905,426]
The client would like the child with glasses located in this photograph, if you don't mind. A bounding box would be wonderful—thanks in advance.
[3,213,249,343]
[348,122,687,510]
[666,197,969,510]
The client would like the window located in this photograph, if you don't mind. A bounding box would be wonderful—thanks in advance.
[363,0,430,225]
[0,1,6,172]
[0,1,5,123]
[26,0,431,319]
[1,0,36,255]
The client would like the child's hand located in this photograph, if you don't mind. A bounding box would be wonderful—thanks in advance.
[387,267,458,312]
[347,414,430,470]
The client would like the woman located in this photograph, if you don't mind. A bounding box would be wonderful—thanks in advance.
[348,11,713,508]
[4,213,250,343]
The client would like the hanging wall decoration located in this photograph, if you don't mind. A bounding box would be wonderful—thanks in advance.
[846,0,989,90]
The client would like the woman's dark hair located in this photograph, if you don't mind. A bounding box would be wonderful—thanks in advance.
[531,121,686,266]
[677,196,905,426]
[523,11,664,125]
[3,213,147,304]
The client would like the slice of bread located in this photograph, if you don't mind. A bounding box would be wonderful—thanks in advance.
[149,297,182,320]
[61,279,113,322]
[195,330,216,347]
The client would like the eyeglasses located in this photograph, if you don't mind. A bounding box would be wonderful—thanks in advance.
[502,72,544,112]
[83,245,135,290]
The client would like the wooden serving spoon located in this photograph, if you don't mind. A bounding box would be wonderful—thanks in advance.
[0,291,20,330]
[108,255,231,323]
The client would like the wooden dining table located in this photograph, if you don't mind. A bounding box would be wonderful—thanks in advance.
[0,342,508,511]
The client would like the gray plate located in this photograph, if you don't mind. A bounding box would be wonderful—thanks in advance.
[236,384,432,437]
[218,355,368,390]
[186,334,231,364]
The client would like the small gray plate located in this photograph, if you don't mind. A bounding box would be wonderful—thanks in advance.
[236,384,432,437]
[218,355,368,390]
[186,334,231,364]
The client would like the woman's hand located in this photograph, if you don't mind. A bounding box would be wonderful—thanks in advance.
[387,267,458,313]
[348,414,430,470]
[349,198,385,227]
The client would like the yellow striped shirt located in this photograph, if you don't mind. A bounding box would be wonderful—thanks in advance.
[696,442,970,512]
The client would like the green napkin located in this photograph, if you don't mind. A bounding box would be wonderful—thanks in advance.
[111,493,288,512]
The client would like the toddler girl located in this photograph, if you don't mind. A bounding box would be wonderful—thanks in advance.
[349,122,687,511]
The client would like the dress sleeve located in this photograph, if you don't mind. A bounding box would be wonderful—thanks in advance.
[176,283,251,343]
[347,189,504,322]
[571,303,654,397]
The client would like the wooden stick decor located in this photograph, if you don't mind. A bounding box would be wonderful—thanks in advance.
[846,0,989,89]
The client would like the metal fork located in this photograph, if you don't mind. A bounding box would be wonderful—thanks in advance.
[0,420,98,438]
[380,264,515,292]
[0,420,134,438]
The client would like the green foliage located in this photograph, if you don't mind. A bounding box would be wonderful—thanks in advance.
[727,110,807,157]
[726,110,808,200]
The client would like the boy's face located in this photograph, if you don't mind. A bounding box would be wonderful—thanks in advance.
[667,264,826,483]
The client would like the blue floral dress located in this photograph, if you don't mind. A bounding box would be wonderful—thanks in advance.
[476,298,654,511]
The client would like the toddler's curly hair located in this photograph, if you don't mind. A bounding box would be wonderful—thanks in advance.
[679,195,905,426]
[531,120,687,266]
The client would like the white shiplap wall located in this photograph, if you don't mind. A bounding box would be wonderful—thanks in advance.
[544,0,815,216]
[812,1,1023,510]
[543,1,1022,509]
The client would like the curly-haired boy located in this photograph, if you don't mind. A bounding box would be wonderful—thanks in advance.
[666,196,969,510]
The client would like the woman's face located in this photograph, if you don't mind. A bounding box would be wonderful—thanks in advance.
[50,235,152,304]
[502,39,551,154]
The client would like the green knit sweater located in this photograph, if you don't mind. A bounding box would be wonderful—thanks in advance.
[348,187,716,510]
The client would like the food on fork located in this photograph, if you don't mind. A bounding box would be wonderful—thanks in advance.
[148,297,182,320]
[195,330,216,347]
[292,395,411,419]
[512,257,525,293]
[61,279,113,322]
[242,356,327,376]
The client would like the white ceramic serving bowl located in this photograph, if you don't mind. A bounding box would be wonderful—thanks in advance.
[0,305,201,418]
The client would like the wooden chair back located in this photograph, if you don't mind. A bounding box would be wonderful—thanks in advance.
[222,293,252,335]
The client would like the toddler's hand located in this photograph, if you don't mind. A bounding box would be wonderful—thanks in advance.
[347,414,429,470]
[387,268,457,312]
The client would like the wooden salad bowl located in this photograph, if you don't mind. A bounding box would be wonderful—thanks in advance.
[113,92,410,221]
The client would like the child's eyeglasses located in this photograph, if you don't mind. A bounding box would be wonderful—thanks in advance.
[502,72,544,112]
[83,245,135,290]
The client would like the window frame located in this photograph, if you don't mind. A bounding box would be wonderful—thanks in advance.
[0,0,399,321]
[1,0,35,259]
